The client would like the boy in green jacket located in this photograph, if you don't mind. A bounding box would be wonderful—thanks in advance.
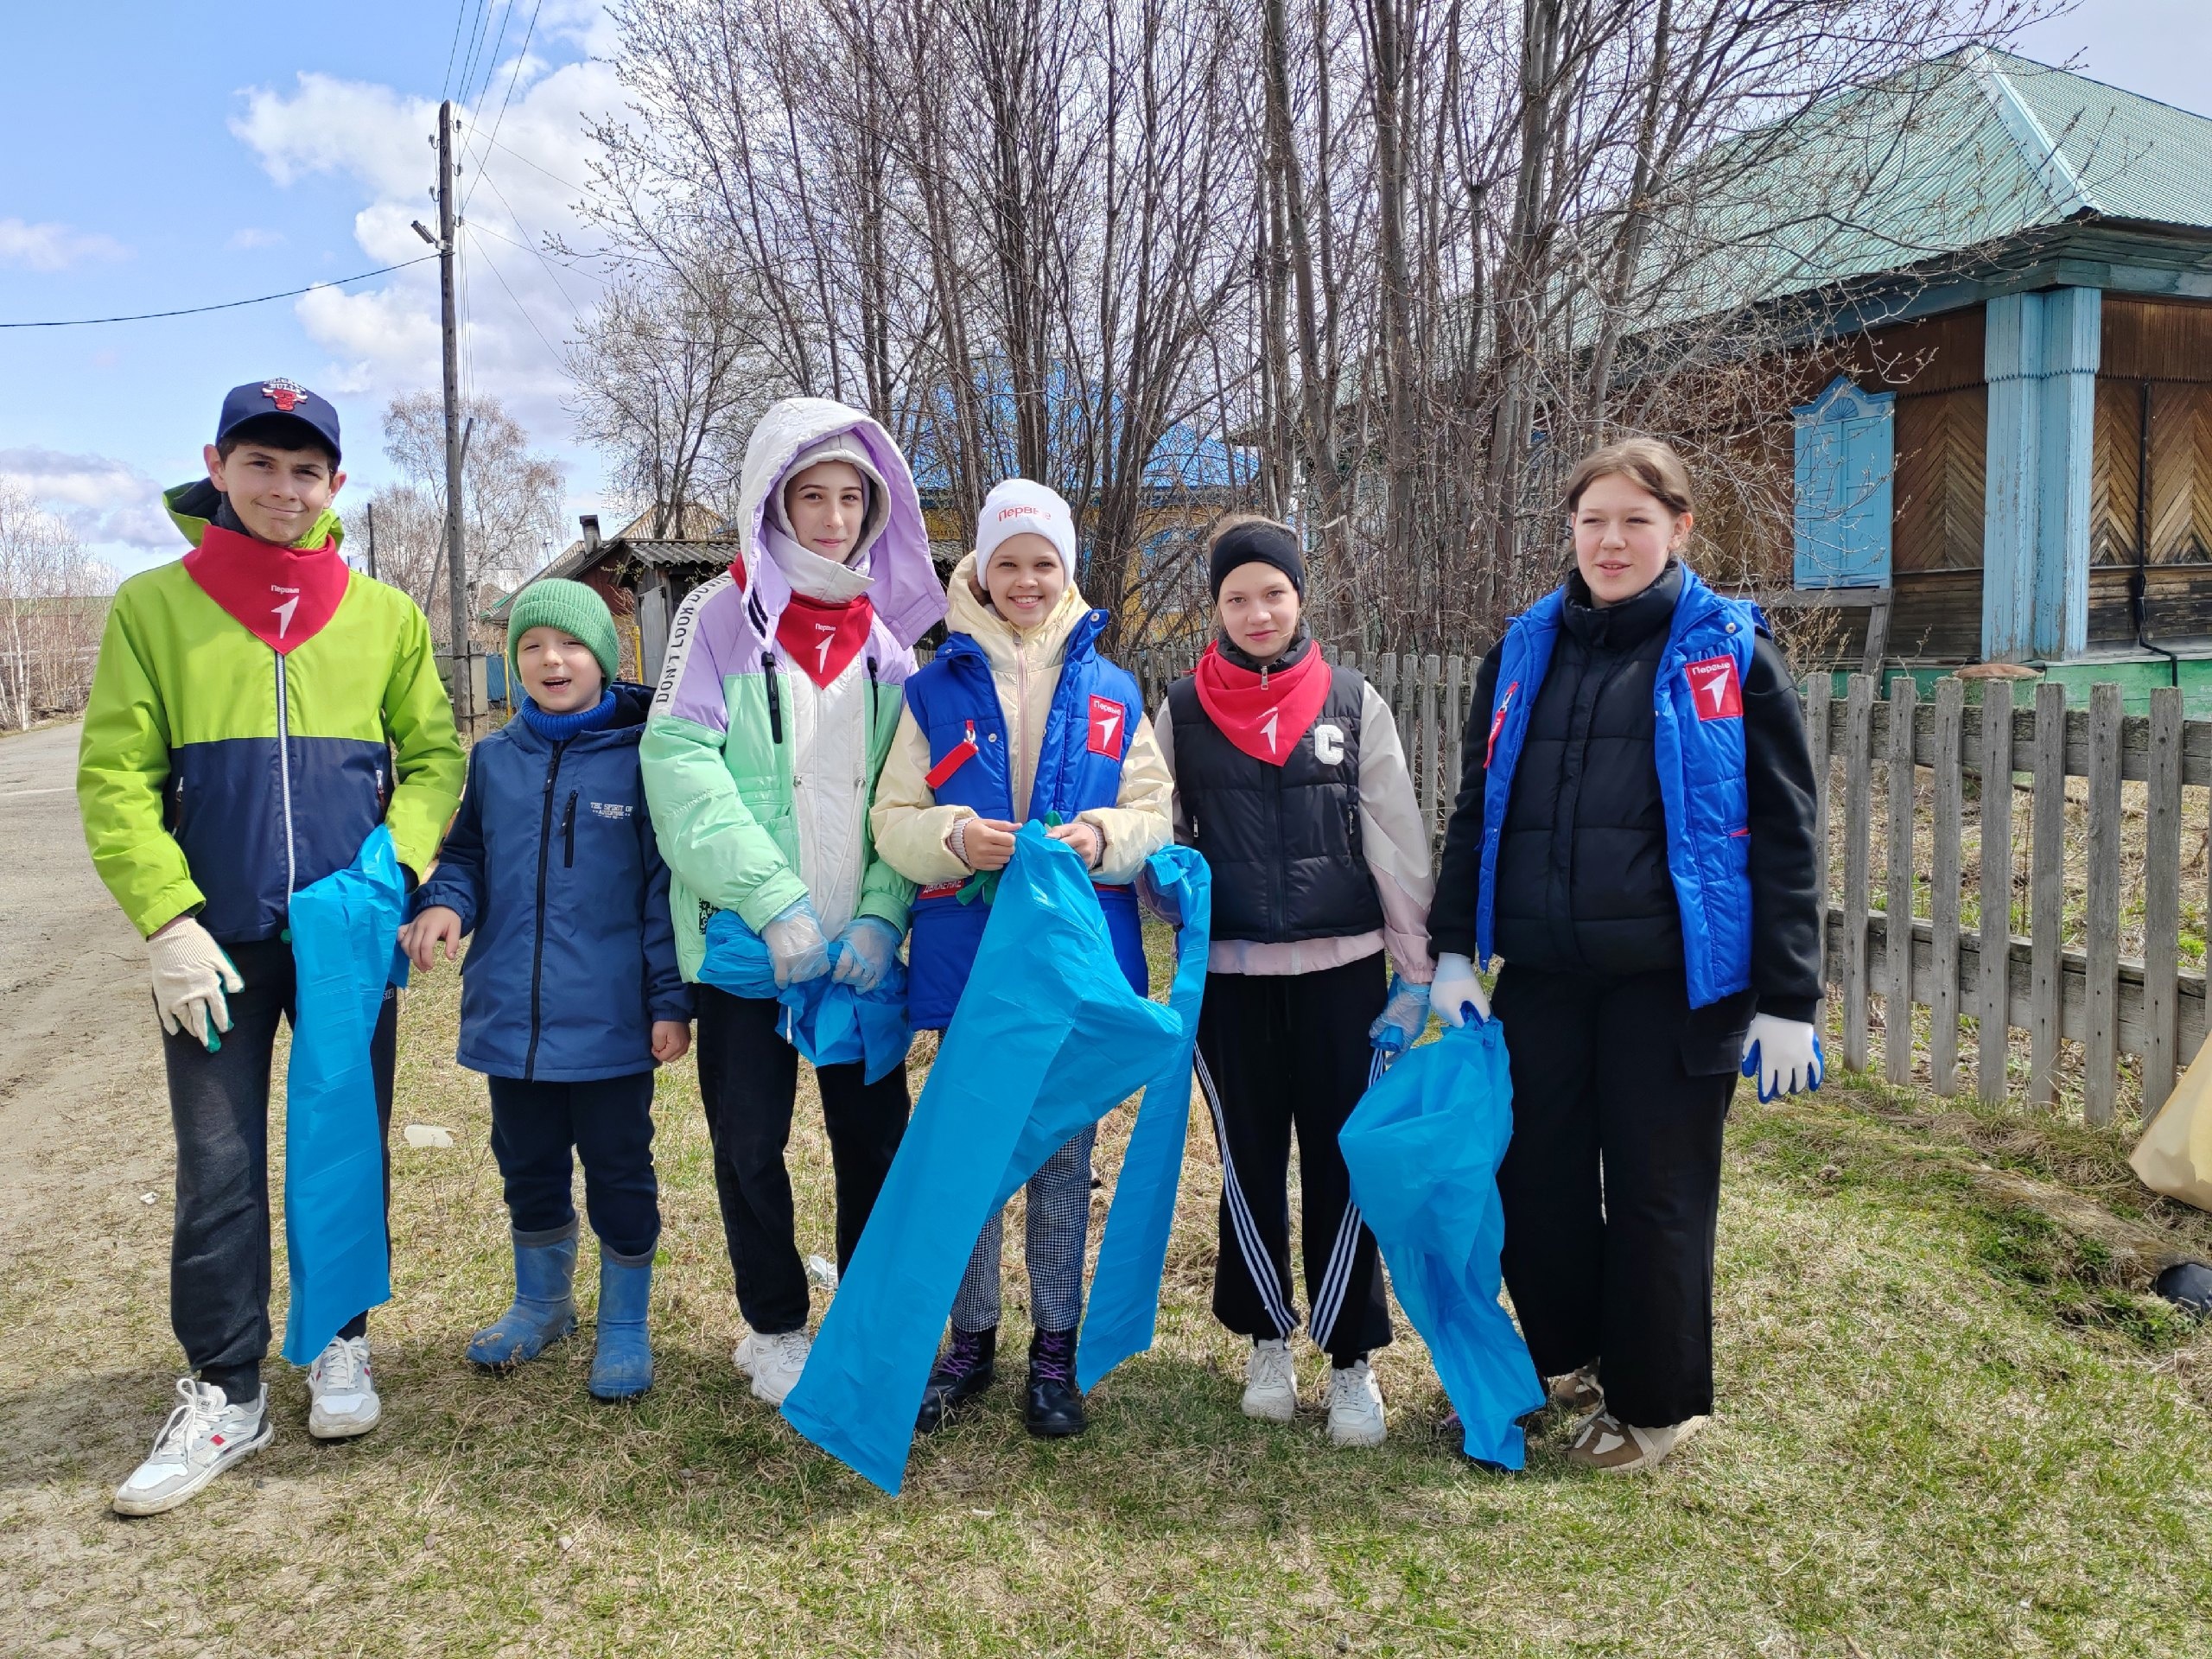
[78,379,464,1516]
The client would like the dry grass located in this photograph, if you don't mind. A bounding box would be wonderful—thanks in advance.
[5,940,2212,1656]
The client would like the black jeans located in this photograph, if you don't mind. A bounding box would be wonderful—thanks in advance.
[162,938,396,1400]
[693,984,910,1334]
[1490,963,1735,1428]
[486,1071,660,1259]
[1194,954,1393,1365]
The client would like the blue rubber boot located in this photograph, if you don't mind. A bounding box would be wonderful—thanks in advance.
[588,1247,655,1402]
[466,1222,579,1368]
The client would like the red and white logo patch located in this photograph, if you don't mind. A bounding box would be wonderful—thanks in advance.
[1484,682,1519,767]
[261,378,308,413]
[1087,695,1125,758]
[1684,656,1743,721]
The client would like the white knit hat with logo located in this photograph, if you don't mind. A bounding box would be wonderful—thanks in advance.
[975,478,1077,577]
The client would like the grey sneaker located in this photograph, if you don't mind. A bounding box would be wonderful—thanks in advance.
[113,1377,272,1516]
[733,1328,811,1406]
[1242,1338,1298,1423]
[307,1334,381,1439]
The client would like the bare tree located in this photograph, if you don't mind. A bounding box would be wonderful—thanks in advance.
[0,483,114,729]
[575,0,2041,660]
[353,393,567,644]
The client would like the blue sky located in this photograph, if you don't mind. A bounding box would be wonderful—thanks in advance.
[0,2,2202,576]
[0,1,618,573]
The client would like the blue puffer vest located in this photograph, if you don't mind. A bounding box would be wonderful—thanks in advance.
[902,607,1147,1030]
[1476,568,1763,1008]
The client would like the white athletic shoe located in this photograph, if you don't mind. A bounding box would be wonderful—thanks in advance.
[112,1377,273,1516]
[734,1328,811,1406]
[307,1334,381,1439]
[1326,1358,1388,1447]
[1241,1338,1298,1423]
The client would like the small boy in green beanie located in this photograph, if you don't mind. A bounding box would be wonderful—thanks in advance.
[400,578,693,1400]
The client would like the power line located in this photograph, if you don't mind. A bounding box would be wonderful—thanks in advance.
[462,0,546,217]
[0,257,439,329]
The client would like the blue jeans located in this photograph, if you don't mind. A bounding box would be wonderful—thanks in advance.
[951,1126,1096,1335]
[162,938,395,1399]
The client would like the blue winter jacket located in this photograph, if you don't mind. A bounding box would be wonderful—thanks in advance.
[1475,568,1763,1008]
[413,683,692,1080]
[901,608,1147,1028]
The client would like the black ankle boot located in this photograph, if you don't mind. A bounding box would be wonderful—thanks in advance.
[1025,1327,1085,1439]
[916,1324,997,1433]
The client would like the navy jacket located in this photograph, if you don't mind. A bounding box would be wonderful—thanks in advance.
[414,683,691,1081]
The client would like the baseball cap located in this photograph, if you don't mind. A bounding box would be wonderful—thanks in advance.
[215,378,342,464]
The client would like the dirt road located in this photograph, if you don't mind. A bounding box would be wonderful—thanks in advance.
[0,720,167,1224]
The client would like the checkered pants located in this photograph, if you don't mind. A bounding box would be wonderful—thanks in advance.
[950,1124,1096,1335]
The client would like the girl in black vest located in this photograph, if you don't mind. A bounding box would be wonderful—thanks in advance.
[1428,439,1824,1472]
[1154,518,1437,1448]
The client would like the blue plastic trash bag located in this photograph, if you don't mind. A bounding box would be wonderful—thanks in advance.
[1076,842,1211,1392]
[781,825,1181,1491]
[1338,1014,1544,1468]
[280,825,408,1366]
[700,911,912,1084]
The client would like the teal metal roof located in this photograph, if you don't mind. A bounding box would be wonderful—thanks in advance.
[1641,48,2212,325]
[1999,51,2212,228]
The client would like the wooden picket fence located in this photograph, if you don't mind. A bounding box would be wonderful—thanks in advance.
[1135,641,2205,1123]
[1812,674,2207,1125]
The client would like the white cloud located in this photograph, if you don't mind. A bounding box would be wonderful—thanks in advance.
[228,41,620,457]
[0,447,177,554]
[0,217,130,271]
[227,227,287,250]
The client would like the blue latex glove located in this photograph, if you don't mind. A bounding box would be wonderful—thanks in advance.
[761,898,832,988]
[1740,1014,1824,1102]
[1368,975,1432,1054]
[830,916,902,993]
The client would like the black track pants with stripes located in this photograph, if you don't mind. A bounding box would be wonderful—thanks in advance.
[1195,953,1393,1364]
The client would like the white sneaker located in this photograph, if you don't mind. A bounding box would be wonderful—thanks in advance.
[733,1328,811,1406]
[1326,1358,1388,1447]
[307,1334,381,1439]
[1241,1338,1298,1423]
[112,1377,273,1516]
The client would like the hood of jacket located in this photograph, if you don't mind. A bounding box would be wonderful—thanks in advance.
[733,398,944,648]
[164,478,346,553]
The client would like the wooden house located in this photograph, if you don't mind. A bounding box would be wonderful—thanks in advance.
[480,502,731,694]
[1682,48,2212,710]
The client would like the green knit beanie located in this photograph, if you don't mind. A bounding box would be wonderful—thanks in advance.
[507,578,620,692]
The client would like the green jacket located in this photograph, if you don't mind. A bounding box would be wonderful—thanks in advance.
[77,484,465,943]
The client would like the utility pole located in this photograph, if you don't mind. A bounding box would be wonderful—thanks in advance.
[435,99,472,735]
[365,499,378,582]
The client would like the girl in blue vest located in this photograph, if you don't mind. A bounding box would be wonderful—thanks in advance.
[1429,438,1824,1472]
[871,478,1174,1439]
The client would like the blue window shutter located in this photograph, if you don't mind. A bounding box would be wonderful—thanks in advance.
[1793,376,1894,588]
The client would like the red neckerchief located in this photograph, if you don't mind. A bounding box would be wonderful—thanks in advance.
[1192,639,1332,766]
[181,524,351,654]
[777,590,875,687]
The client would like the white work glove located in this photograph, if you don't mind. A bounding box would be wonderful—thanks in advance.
[830,916,902,993]
[761,899,833,988]
[1429,951,1491,1028]
[148,918,244,1051]
[1740,1013,1824,1101]
[1367,976,1432,1054]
